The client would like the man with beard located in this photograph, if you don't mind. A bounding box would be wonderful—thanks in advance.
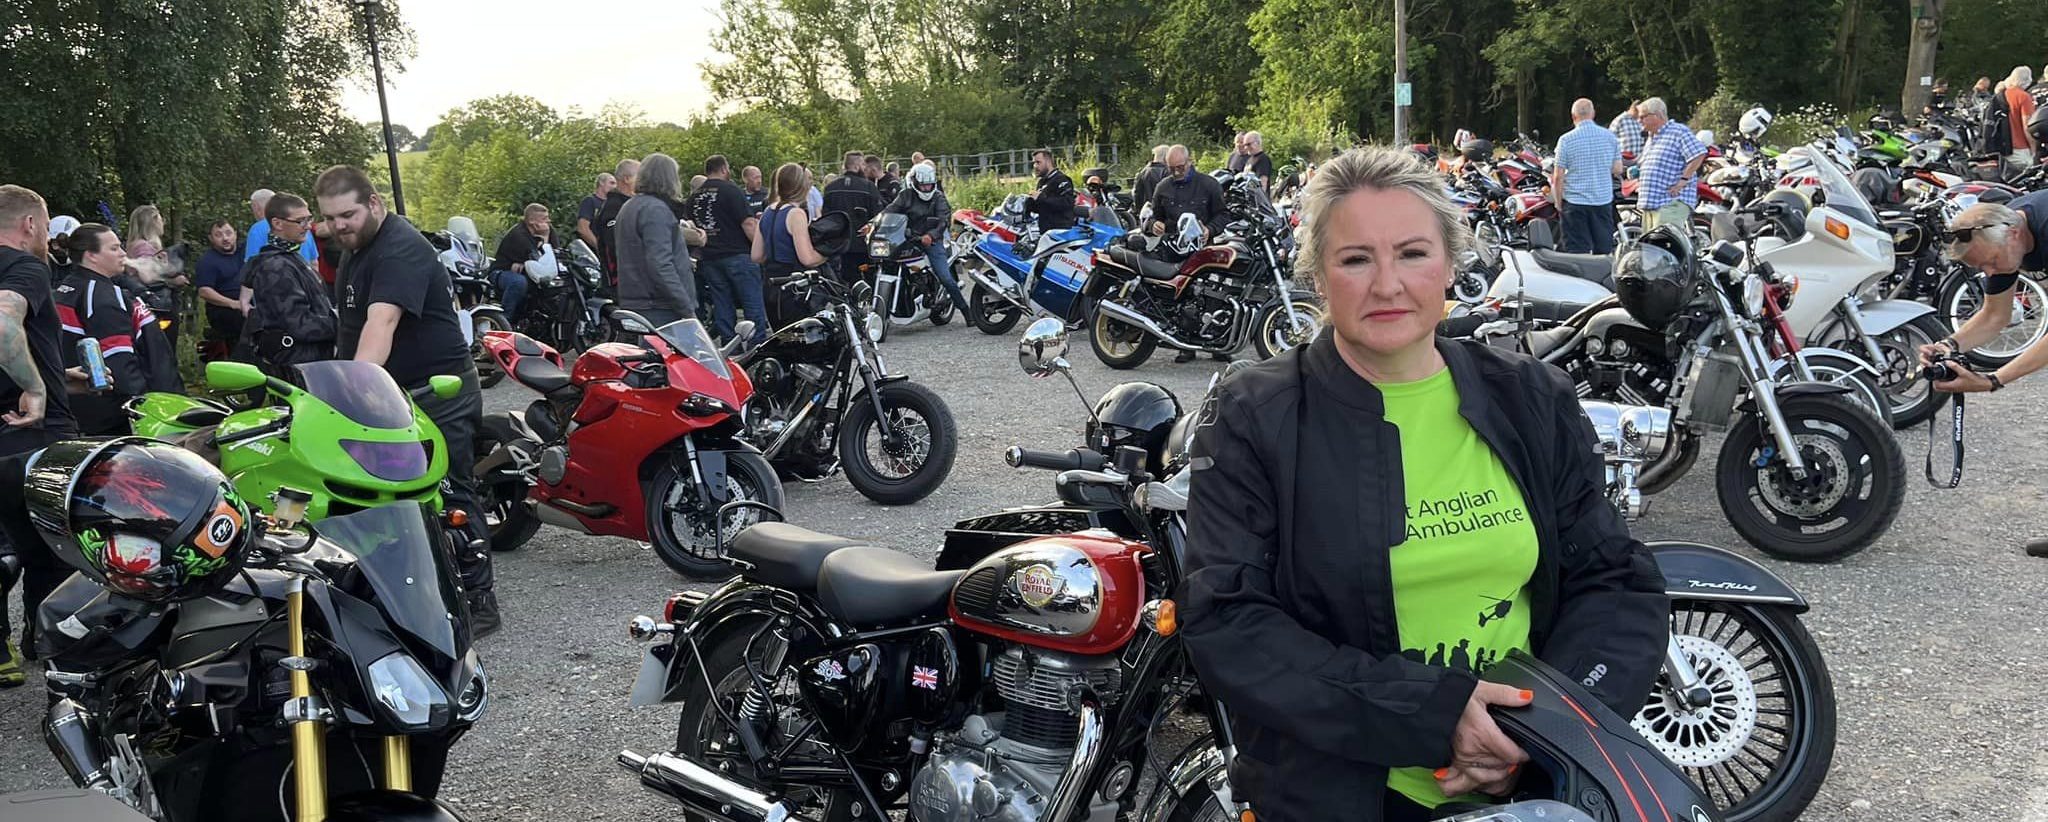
[315,165,499,637]
[194,219,246,356]
[0,185,74,686]
[1024,149,1078,231]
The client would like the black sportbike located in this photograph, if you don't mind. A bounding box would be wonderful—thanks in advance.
[737,269,958,505]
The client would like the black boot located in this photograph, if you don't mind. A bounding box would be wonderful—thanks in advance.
[466,589,502,640]
[1173,349,1197,363]
[2025,538,2048,558]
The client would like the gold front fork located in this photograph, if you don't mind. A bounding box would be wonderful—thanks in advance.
[382,736,413,792]
[286,579,327,822]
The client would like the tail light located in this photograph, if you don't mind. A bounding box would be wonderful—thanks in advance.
[665,591,707,624]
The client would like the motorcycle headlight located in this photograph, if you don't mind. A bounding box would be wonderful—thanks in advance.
[340,439,430,483]
[869,240,892,258]
[865,311,886,343]
[455,654,489,722]
[1742,274,1768,317]
[366,653,450,730]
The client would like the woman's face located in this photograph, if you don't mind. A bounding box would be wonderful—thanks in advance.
[1317,186,1453,359]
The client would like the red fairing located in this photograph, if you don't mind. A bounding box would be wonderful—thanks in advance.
[949,532,1152,656]
[571,342,640,385]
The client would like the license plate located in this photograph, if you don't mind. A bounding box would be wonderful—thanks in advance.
[628,644,676,707]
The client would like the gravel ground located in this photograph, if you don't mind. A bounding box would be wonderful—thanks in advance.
[5,318,2047,821]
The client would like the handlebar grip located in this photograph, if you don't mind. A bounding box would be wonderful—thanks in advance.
[1004,446,1107,472]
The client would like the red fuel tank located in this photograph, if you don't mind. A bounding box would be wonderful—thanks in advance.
[948,532,1151,656]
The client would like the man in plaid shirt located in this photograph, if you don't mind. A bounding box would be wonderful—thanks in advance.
[1635,97,1707,231]
[1610,101,1647,166]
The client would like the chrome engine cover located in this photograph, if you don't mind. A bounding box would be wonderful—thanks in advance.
[537,445,569,485]
[910,716,1065,822]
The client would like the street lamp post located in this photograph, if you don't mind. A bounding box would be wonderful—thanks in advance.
[353,0,405,216]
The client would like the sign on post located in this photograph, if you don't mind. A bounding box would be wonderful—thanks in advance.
[1395,82,1413,107]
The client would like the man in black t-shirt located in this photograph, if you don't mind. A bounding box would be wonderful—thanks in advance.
[315,165,500,636]
[823,150,884,282]
[491,203,556,321]
[741,166,769,215]
[576,172,615,250]
[690,155,768,344]
[596,158,640,289]
[1242,131,1276,190]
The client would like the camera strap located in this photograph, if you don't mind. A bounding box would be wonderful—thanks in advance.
[1925,392,1964,488]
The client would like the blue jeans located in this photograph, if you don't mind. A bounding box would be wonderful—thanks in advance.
[492,269,528,320]
[922,242,970,312]
[700,255,770,343]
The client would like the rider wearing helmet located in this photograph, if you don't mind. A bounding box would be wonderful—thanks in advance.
[880,163,970,313]
[1738,107,1774,142]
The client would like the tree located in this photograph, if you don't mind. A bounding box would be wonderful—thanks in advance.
[1900,0,1943,115]
[380,123,418,152]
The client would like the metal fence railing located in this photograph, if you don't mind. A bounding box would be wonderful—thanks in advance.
[819,144,1120,179]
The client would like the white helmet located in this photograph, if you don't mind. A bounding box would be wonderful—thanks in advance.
[1738,107,1773,140]
[908,163,938,202]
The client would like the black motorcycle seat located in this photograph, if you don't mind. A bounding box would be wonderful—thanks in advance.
[0,789,156,822]
[816,546,965,625]
[513,357,571,394]
[174,401,231,428]
[1528,248,1615,289]
[727,522,862,590]
[1106,246,1181,280]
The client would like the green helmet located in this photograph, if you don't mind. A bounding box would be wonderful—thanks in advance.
[26,438,254,603]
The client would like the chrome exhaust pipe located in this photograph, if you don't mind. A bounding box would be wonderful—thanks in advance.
[1040,694,1106,822]
[617,749,820,822]
[1095,299,1199,350]
[532,501,595,533]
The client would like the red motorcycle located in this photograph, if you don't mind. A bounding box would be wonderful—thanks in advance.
[473,314,784,578]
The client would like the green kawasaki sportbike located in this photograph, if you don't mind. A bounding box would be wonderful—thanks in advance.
[126,360,462,520]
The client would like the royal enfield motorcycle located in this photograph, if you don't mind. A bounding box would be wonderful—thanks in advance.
[472,314,781,577]
[1084,173,1322,368]
[35,492,483,822]
[738,270,959,505]
[1472,226,1906,563]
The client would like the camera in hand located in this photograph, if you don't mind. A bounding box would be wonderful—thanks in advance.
[1922,355,1963,382]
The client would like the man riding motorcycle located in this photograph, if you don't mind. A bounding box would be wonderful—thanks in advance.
[879,163,970,314]
[1024,148,1078,231]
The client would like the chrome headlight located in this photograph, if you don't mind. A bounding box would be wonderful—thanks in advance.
[366,653,450,730]
[869,240,892,258]
[865,311,887,343]
[1742,273,1768,317]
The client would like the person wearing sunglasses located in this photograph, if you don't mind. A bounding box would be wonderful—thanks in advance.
[238,192,337,379]
[1921,194,2048,550]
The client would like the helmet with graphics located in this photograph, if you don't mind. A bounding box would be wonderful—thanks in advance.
[24,437,254,603]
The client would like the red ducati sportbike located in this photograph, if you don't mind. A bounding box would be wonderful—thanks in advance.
[474,314,784,577]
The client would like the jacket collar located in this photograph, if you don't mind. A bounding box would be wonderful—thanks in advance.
[1301,329,1508,423]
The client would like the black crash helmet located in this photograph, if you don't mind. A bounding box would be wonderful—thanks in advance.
[1087,382,1183,476]
[25,437,255,603]
[1613,226,1698,332]
[1460,138,1494,163]
[2030,106,2048,150]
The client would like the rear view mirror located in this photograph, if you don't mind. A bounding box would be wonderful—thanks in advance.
[613,310,656,335]
[1018,318,1070,377]
[429,374,462,400]
[205,361,266,392]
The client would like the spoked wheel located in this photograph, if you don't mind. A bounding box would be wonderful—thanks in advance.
[1940,270,2048,368]
[838,381,957,505]
[1091,306,1157,369]
[1251,295,1324,360]
[1635,601,1835,822]
[645,452,783,578]
[673,627,860,822]
[1714,394,1905,563]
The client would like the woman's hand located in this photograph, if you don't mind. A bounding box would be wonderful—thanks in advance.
[1435,681,1532,797]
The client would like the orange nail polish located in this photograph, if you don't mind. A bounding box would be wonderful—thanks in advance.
[1434,768,1449,780]
[1519,690,1534,701]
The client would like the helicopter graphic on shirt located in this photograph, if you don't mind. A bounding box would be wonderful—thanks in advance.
[1476,594,1514,627]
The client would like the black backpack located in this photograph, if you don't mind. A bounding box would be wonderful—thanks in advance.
[1981,90,2013,155]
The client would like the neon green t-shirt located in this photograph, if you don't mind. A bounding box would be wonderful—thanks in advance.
[1377,368,1540,809]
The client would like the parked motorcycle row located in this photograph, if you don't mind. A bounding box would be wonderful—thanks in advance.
[18,153,1869,822]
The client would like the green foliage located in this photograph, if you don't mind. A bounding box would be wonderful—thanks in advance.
[1689,87,1752,145]
[943,173,1032,214]
[1938,0,2046,92]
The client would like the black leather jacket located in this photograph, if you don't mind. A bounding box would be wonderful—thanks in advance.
[1181,333,1668,822]
[1149,169,1229,237]
[880,189,952,244]
[1027,169,1077,230]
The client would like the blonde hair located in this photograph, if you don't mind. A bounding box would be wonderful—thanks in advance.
[128,205,164,248]
[1293,146,1472,287]
[770,163,810,207]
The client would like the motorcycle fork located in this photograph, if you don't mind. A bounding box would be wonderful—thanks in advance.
[284,578,328,821]
[1718,291,1810,475]
[840,309,897,442]
[1662,635,1713,710]
[1833,297,1891,375]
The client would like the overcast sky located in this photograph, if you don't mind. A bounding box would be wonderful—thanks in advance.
[339,0,722,132]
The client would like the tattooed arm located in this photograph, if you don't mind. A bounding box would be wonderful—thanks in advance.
[0,291,45,427]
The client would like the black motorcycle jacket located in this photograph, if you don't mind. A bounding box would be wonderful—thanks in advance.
[1149,169,1230,238]
[881,189,952,245]
[1181,332,1668,822]
[1027,169,1078,230]
[1132,161,1169,211]
[242,243,339,374]
[55,271,183,433]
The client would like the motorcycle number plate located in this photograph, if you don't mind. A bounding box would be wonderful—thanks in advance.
[628,644,674,707]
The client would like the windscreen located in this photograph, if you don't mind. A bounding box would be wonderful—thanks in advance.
[871,212,909,244]
[1804,149,1881,229]
[318,503,464,662]
[295,360,416,429]
[657,319,731,379]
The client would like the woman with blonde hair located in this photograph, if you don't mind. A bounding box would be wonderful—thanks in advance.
[121,204,187,348]
[1180,146,1667,821]
[752,163,830,327]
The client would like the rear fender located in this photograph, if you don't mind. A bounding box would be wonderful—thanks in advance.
[1648,540,1809,611]
[636,578,822,705]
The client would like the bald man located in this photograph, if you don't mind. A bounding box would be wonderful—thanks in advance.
[1551,97,1624,253]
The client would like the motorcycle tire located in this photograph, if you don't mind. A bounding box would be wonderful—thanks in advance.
[871,280,897,344]
[838,381,957,506]
[968,283,1023,335]
[1937,269,2048,368]
[474,431,540,552]
[928,284,956,326]
[471,310,508,389]
[1251,293,1324,361]
[1640,600,1836,822]
[1091,307,1157,369]
[645,451,783,579]
[1714,393,1904,563]
[1848,314,1950,429]
[673,626,860,822]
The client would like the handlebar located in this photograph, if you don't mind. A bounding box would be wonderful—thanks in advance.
[1004,446,1108,472]
[214,415,291,446]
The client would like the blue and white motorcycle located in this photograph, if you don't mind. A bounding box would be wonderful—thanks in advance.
[953,194,1129,335]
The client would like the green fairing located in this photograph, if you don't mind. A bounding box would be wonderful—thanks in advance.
[127,364,448,522]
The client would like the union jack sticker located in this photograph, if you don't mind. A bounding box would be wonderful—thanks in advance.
[911,666,939,690]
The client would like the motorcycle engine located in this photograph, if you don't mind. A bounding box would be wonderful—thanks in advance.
[908,647,1123,822]
[742,357,837,477]
[1559,323,1674,407]
[1167,273,1246,344]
